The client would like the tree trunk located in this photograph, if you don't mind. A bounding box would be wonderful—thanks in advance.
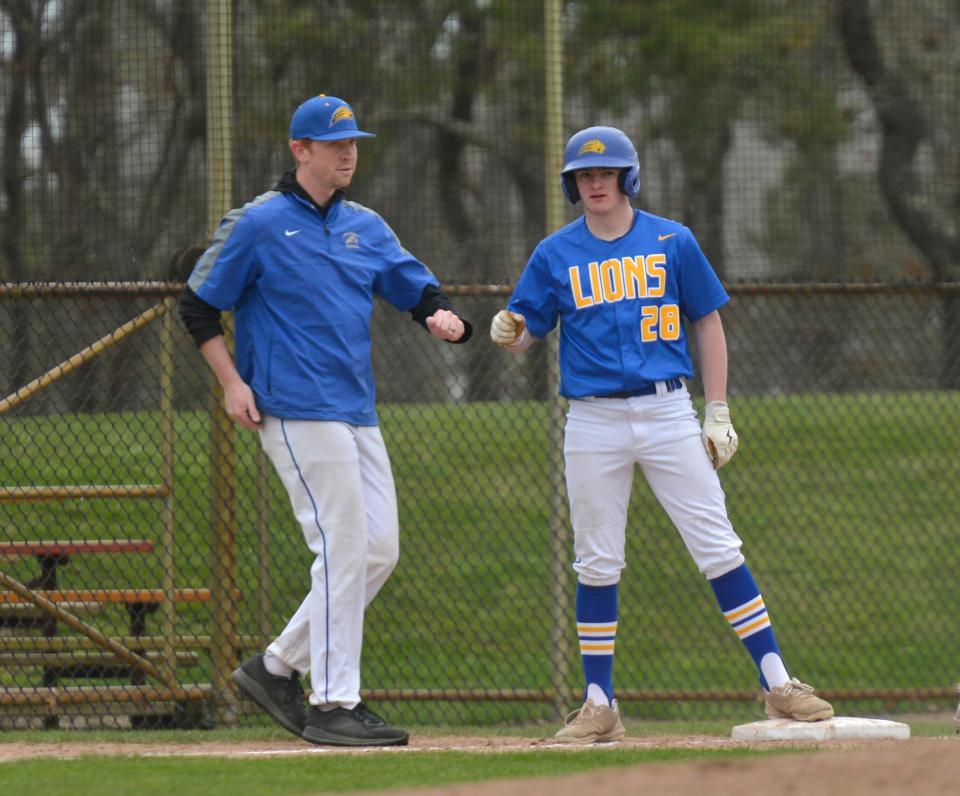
[837,0,960,388]
[1,7,31,398]
[678,120,731,278]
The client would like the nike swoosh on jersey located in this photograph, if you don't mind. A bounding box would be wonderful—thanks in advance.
[658,233,678,241]
[284,229,301,237]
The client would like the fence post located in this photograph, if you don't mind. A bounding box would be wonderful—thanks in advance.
[204,0,240,728]
[158,298,178,686]
[543,0,574,720]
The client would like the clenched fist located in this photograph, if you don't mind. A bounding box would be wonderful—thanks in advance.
[490,310,526,347]
[701,400,739,469]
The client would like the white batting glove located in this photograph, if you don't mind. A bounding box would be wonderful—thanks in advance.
[701,401,739,469]
[490,310,526,347]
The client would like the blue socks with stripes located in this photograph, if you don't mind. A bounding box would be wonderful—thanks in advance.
[709,563,789,691]
[576,582,618,706]
[575,565,786,702]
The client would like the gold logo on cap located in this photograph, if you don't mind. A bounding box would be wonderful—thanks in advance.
[578,139,606,156]
[331,106,354,126]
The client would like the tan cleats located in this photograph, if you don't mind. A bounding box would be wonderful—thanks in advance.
[554,699,626,744]
[764,678,834,721]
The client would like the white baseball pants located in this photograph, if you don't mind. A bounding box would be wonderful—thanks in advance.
[258,418,399,708]
[564,384,745,586]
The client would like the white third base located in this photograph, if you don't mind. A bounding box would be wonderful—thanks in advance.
[731,716,910,742]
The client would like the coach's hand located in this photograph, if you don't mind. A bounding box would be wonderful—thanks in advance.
[490,310,526,347]
[225,379,263,430]
[702,401,738,469]
[426,309,466,342]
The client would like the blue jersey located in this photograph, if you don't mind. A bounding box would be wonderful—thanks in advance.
[188,189,438,424]
[508,209,728,399]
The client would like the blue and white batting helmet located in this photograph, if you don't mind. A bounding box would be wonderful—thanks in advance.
[289,94,376,141]
[561,126,640,204]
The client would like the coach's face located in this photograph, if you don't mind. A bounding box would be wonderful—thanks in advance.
[291,137,358,201]
[576,168,624,214]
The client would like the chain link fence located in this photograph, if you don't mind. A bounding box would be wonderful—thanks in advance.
[1,1,958,729]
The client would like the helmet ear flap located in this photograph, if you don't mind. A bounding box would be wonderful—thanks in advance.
[619,165,641,198]
[562,173,580,204]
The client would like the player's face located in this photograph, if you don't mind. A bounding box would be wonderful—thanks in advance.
[293,138,358,192]
[575,168,624,214]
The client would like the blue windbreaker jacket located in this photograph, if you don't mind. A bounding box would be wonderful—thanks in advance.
[188,184,439,424]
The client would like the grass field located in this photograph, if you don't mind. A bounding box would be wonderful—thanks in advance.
[1,391,958,726]
[0,746,783,796]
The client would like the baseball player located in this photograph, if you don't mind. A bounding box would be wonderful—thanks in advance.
[491,126,832,743]
[179,94,472,747]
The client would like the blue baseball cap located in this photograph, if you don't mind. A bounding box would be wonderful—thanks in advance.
[289,94,376,141]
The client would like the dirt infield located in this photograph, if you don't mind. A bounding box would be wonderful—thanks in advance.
[376,737,960,796]
[0,733,758,760]
[1,734,957,795]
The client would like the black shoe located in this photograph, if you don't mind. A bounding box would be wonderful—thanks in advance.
[303,702,409,747]
[231,653,306,737]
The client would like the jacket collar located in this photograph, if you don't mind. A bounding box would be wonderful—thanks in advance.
[274,170,344,215]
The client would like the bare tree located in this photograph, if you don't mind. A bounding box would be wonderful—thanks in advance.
[838,0,960,387]
[1,1,39,395]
